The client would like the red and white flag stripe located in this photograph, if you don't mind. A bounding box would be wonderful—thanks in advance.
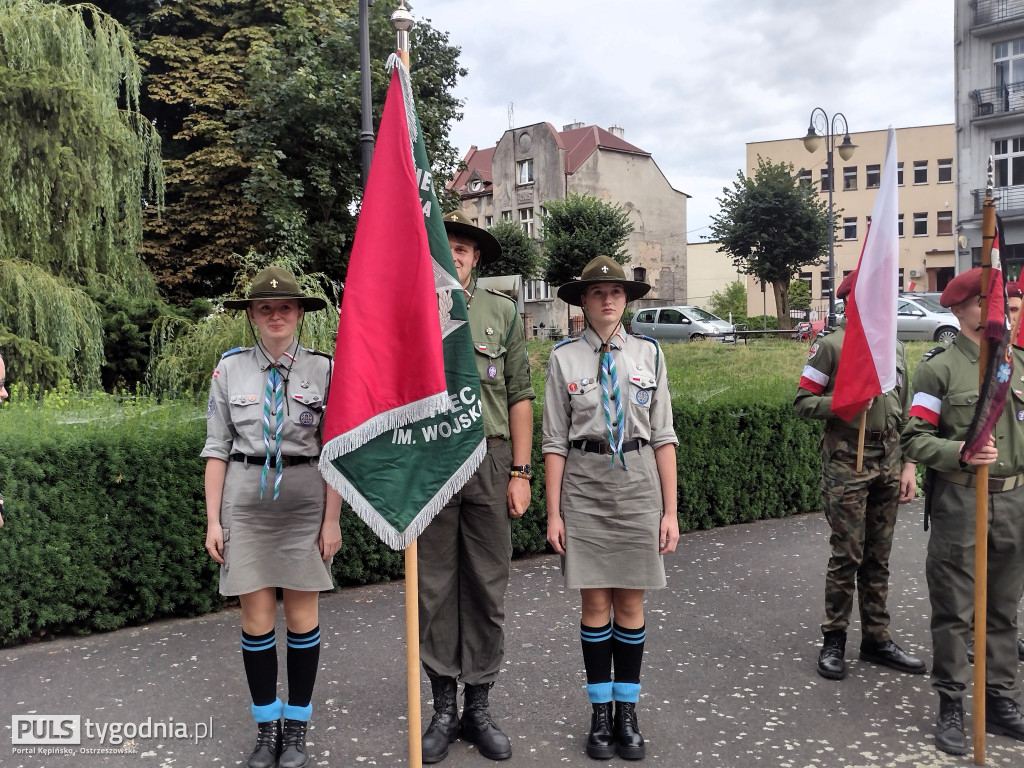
[799,366,829,395]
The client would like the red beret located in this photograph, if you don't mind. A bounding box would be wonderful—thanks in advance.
[940,267,983,307]
[836,271,857,300]
[1007,281,1023,299]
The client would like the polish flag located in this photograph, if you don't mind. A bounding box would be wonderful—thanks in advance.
[831,127,899,422]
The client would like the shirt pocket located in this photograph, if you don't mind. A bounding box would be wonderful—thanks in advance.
[228,393,262,429]
[566,378,601,423]
[626,370,657,433]
[945,390,977,433]
[474,341,506,386]
[290,389,325,428]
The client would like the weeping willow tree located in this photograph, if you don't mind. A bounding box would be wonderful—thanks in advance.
[0,1,163,387]
[148,253,340,397]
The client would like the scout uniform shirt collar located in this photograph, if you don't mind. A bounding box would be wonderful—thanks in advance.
[582,325,626,352]
[463,278,477,306]
[953,333,980,364]
[257,340,300,371]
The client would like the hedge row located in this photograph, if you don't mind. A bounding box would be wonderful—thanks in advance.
[0,399,823,646]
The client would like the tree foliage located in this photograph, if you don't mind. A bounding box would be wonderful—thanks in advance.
[709,280,748,323]
[709,157,829,329]
[480,220,543,280]
[0,0,163,387]
[541,194,634,288]
[787,279,812,312]
[137,0,465,302]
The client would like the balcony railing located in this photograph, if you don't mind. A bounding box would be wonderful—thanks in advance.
[971,82,1024,117]
[971,184,1024,214]
[973,0,1024,27]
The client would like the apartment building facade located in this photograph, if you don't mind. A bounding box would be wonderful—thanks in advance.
[956,0,1024,278]
[448,122,689,333]
[745,125,956,318]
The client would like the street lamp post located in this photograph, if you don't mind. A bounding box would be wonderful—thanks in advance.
[358,0,375,190]
[803,108,857,327]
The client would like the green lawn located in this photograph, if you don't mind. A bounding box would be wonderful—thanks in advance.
[528,337,938,405]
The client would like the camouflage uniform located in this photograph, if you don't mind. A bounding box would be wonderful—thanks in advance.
[794,325,910,641]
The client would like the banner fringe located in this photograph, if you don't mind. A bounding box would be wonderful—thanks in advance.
[320,392,450,460]
[319,438,487,551]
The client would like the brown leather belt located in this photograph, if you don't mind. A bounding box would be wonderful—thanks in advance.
[937,470,1024,493]
[828,424,898,443]
[571,438,647,455]
[229,453,319,468]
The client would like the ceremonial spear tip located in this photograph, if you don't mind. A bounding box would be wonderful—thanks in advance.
[987,155,994,197]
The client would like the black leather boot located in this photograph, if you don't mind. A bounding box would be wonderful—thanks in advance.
[1018,637,1024,661]
[858,638,926,674]
[817,631,846,680]
[613,701,645,760]
[585,702,615,760]
[279,719,310,768]
[985,695,1024,742]
[423,676,459,764]
[247,720,281,768]
[461,683,511,761]
[935,694,967,755]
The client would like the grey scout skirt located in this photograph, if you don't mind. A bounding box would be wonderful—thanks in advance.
[560,442,666,590]
[218,459,334,596]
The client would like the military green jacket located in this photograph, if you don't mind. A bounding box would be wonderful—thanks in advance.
[793,325,910,435]
[466,280,535,439]
[902,333,1024,475]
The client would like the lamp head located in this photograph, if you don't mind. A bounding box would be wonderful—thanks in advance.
[803,126,822,154]
[837,135,857,161]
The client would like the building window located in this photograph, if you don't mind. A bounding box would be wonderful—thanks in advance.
[799,271,812,293]
[897,162,904,186]
[898,268,905,290]
[914,160,928,185]
[898,213,904,237]
[994,137,1024,186]
[937,211,953,236]
[866,164,880,189]
[517,159,534,185]
[469,178,483,192]
[820,270,833,299]
[501,210,512,221]
[519,207,534,237]
[820,168,832,192]
[633,266,647,283]
[843,166,857,191]
[796,169,812,186]
[485,215,493,227]
[524,279,552,301]
[914,212,928,236]
[995,39,1024,108]
[938,158,953,183]
[843,217,857,240]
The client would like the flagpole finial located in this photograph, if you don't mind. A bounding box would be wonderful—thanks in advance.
[988,155,994,197]
[391,1,414,56]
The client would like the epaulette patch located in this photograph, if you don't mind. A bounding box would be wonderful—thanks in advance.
[304,349,333,361]
[815,326,836,340]
[553,336,580,351]
[922,345,947,362]
[632,333,661,348]
[220,346,249,359]
[485,288,518,304]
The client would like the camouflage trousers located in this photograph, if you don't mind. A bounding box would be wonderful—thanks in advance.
[819,429,901,641]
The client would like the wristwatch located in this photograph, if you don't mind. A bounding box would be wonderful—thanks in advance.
[509,464,533,482]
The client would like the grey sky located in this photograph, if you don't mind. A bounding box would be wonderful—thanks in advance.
[412,0,954,240]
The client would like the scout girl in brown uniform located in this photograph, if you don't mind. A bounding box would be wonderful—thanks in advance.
[202,267,342,768]
[542,255,679,761]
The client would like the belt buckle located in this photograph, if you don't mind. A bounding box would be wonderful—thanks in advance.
[989,476,1006,493]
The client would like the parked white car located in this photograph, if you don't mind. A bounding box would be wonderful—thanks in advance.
[629,306,736,342]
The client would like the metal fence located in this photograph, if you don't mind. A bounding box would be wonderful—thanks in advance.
[973,0,1024,26]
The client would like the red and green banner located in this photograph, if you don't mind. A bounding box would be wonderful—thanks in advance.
[319,58,484,550]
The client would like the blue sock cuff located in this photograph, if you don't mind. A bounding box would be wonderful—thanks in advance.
[612,624,646,644]
[613,681,641,703]
[581,624,613,643]
[586,681,613,704]
[286,628,321,649]
[241,630,277,652]
[284,702,313,722]
[251,697,283,723]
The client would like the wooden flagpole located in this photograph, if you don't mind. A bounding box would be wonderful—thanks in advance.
[973,159,997,765]
[391,5,422,767]
[856,411,867,472]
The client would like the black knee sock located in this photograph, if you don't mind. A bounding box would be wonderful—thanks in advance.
[581,622,613,703]
[286,626,321,713]
[612,623,645,703]
[241,629,278,707]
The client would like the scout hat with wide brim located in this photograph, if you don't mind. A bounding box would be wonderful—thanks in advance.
[556,255,650,306]
[223,266,327,311]
[443,209,502,266]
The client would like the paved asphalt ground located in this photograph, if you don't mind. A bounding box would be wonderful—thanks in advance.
[2,500,1024,768]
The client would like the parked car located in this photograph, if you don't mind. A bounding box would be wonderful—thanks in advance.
[801,295,959,344]
[630,306,736,342]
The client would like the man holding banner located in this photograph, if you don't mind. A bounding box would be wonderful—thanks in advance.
[902,267,1024,754]
[417,211,535,764]
[794,272,922,682]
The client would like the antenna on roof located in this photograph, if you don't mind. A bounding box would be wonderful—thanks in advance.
[508,101,514,129]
